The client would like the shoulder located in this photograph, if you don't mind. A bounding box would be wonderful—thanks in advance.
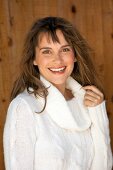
[4,91,42,134]
[6,91,43,126]
[8,93,32,114]
[8,90,42,114]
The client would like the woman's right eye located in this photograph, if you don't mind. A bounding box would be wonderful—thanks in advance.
[42,50,51,54]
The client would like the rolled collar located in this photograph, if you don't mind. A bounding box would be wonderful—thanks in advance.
[39,75,91,131]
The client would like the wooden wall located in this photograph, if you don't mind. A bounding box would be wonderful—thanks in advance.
[0,0,113,169]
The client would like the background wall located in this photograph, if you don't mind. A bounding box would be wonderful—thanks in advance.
[0,0,113,169]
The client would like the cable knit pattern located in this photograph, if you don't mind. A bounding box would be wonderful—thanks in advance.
[3,76,112,170]
[4,98,37,170]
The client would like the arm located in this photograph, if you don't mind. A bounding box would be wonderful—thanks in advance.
[3,97,37,170]
[83,85,112,169]
[88,101,113,170]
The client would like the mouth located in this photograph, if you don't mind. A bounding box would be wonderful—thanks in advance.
[48,66,66,73]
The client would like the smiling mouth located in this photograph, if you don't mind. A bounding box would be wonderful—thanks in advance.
[48,66,66,73]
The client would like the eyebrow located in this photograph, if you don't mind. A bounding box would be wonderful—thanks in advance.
[39,47,52,50]
[39,44,71,51]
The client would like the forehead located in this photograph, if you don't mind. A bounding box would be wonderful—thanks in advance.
[37,30,68,46]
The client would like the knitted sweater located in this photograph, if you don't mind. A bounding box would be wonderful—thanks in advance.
[3,76,113,170]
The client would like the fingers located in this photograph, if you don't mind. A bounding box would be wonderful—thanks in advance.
[83,85,104,107]
[83,85,103,98]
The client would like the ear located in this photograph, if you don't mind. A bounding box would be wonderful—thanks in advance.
[74,58,77,62]
[33,60,37,66]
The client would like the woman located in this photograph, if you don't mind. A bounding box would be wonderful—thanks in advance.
[3,16,112,170]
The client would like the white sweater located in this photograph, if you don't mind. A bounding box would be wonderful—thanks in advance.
[3,76,113,170]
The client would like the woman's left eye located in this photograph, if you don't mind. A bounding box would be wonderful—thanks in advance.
[42,50,51,54]
[62,48,70,52]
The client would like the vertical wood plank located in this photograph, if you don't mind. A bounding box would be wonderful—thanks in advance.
[101,0,113,149]
[0,1,12,169]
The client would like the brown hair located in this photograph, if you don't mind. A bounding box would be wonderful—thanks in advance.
[11,16,103,111]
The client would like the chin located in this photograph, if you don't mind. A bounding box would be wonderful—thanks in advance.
[50,78,67,86]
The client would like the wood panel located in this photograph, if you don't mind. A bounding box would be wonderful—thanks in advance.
[102,0,113,148]
[0,0,113,169]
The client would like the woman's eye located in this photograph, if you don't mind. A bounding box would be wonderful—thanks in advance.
[42,50,51,54]
[62,48,70,52]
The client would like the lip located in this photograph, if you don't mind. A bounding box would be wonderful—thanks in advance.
[48,66,66,74]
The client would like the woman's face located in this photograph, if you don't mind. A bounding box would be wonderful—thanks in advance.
[34,30,76,89]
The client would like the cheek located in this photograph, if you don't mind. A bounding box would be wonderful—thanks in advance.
[35,58,49,67]
[65,54,75,65]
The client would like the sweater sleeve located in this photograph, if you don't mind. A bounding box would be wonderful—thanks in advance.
[88,101,113,170]
[3,97,37,170]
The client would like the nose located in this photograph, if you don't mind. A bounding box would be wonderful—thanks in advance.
[52,52,63,63]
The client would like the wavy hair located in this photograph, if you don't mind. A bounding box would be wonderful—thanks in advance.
[11,16,103,112]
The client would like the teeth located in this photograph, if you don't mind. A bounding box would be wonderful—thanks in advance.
[49,67,65,72]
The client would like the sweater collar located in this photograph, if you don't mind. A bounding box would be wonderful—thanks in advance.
[39,75,91,131]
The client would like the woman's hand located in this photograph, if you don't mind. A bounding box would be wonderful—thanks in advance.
[83,85,104,107]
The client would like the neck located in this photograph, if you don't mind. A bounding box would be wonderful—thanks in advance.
[53,83,74,101]
[53,83,65,96]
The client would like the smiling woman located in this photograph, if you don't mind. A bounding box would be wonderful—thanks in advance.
[33,30,75,94]
[3,17,112,170]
